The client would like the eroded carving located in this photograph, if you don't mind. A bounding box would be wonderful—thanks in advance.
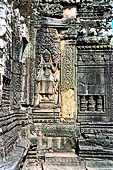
[35,49,60,106]
[61,42,75,91]
[37,3,63,17]
[35,28,61,107]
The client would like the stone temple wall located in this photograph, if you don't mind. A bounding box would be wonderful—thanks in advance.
[0,1,30,169]
[0,0,19,161]
[0,0,113,170]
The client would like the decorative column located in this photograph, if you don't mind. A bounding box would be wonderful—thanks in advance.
[61,39,77,122]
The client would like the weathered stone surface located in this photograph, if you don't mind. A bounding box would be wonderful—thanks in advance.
[61,40,77,122]
[61,89,76,122]
[0,0,112,169]
[86,159,113,170]
[43,152,85,170]
[43,165,84,170]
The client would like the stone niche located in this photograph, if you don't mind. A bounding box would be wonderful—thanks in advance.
[0,0,113,170]
[35,28,61,108]
[34,6,78,122]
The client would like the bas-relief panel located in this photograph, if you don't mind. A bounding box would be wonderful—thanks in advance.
[35,49,60,106]
[35,28,61,107]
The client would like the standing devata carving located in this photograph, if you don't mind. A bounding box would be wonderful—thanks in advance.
[35,49,60,106]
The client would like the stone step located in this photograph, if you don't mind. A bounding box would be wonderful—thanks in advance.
[32,107,60,113]
[27,150,37,161]
[86,159,113,170]
[32,107,61,123]
[45,152,78,164]
[32,112,60,116]
[32,115,60,119]
[43,152,85,170]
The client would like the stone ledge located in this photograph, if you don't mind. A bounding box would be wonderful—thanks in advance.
[86,159,113,170]
[43,152,85,170]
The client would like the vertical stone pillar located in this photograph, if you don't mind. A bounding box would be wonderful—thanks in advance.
[28,28,36,105]
[61,40,77,123]
[108,61,113,121]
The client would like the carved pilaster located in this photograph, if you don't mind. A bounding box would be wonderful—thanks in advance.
[11,61,22,108]
[61,40,77,122]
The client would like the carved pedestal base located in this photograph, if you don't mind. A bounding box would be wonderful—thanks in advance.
[32,107,61,123]
[39,101,55,108]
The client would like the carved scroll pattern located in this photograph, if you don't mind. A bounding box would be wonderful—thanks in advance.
[61,43,75,91]
[37,3,63,17]
[29,58,35,105]
[35,28,60,66]
[12,61,22,106]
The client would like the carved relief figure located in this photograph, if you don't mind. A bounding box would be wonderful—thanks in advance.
[35,49,60,106]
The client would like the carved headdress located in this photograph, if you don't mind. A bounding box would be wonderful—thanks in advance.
[42,49,52,63]
[43,49,51,58]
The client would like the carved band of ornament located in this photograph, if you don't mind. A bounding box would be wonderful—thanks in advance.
[77,51,112,54]
[42,0,80,3]
[38,3,63,16]
[77,45,111,50]
[46,157,78,164]
[77,54,107,64]
[61,44,75,91]
[81,128,113,134]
